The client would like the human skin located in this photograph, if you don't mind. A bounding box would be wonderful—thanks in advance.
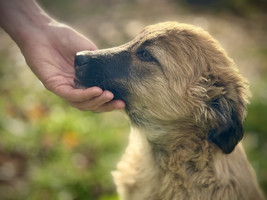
[0,0,125,112]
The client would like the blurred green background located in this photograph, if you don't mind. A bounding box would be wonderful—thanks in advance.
[0,0,266,199]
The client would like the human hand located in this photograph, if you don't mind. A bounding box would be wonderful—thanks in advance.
[20,22,125,112]
[0,0,125,112]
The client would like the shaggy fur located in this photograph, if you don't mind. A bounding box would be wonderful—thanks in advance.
[74,22,264,200]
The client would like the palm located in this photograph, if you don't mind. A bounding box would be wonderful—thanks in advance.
[23,25,95,95]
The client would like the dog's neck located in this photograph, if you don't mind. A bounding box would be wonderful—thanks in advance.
[135,125,215,188]
[114,126,216,199]
[141,126,213,172]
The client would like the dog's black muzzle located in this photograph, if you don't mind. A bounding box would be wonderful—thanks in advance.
[74,50,130,101]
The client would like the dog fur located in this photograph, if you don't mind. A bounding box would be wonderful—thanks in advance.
[74,22,264,200]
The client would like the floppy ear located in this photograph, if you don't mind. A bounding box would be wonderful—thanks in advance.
[208,96,244,154]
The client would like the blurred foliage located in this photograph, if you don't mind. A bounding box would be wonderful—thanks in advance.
[0,64,129,199]
[180,0,267,16]
[0,0,266,199]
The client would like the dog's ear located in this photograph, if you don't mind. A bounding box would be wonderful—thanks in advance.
[188,77,247,154]
[208,95,244,154]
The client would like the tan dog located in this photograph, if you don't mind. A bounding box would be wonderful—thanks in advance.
[74,22,264,200]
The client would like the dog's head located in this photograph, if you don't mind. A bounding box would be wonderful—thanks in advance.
[74,22,249,154]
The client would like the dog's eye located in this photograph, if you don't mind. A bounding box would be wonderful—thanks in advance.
[137,49,154,62]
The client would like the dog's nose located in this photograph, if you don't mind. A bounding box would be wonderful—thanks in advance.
[74,55,89,66]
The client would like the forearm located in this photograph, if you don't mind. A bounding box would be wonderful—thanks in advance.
[0,0,53,46]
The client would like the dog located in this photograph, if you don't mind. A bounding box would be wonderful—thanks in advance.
[74,22,264,200]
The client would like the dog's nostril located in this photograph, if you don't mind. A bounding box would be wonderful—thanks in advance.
[74,55,88,66]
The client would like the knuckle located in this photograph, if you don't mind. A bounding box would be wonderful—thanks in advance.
[91,109,101,113]
[90,105,100,111]
[77,107,86,111]
[70,103,85,111]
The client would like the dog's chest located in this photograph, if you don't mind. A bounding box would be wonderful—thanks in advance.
[112,129,162,200]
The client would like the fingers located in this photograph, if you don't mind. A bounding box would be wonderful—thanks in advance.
[72,99,125,112]
[70,90,113,110]
[54,85,103,102]
[91,100,125,112]
[51,84,125,112]
[69,90,125,112]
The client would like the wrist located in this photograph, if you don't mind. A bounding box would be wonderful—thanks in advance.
[0,0,53,46]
